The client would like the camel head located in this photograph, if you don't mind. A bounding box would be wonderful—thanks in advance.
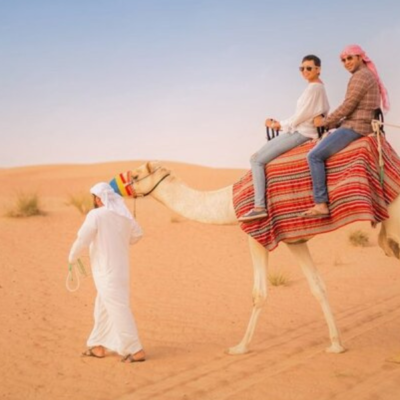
[129,161,171,198]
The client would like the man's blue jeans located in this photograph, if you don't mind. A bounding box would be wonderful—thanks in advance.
[250,131,310,208]
[307,127,363,204]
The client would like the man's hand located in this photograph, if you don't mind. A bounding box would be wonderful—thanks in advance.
[314,115,325,127]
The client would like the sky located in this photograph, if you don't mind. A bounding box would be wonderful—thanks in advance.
[1,0,400,169]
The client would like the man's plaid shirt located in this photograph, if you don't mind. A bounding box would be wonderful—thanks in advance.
[325,65,380,135]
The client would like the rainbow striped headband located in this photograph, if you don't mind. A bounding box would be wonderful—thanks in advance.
[109,171,134,197]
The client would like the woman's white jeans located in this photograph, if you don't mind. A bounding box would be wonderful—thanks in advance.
[250,131,310,209]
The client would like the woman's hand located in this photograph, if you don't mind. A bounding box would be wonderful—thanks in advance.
[265,118,281,130]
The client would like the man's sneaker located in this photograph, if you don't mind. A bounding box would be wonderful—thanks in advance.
[238,209,268,222]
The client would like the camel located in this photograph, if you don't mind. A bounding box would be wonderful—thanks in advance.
[128,161,400,355]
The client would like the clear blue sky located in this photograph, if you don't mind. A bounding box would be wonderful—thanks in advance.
[1,0,399,168]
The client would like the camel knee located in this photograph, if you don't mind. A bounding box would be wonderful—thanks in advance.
[252,291,267,308]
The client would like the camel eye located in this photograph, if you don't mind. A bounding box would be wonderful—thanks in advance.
[131,174,139,182]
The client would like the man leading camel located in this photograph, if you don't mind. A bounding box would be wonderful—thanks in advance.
[68,182,145,363]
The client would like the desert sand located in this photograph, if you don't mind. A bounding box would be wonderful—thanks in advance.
[1,160,400,400]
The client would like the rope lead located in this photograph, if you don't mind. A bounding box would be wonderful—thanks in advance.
[371,119,385,185]
[370,118,400,184]
[66,259,88,292]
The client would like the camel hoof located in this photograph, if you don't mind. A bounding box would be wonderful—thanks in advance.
[226,344,249,355]
[326,343,346,354]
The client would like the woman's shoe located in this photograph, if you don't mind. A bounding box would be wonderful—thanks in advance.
[238,209,268,222]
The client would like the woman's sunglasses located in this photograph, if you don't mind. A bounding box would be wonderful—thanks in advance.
[299,66,316,72]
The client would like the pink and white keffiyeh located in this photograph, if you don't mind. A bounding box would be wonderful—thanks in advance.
[340,44,390,113]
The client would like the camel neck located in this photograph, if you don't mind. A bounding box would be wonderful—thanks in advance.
[151,176,237,225]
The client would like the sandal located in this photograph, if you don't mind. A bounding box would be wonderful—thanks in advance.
[81,347,105,359]
[121,354,146,363]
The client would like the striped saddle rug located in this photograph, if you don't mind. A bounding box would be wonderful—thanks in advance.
[233,136,400,251]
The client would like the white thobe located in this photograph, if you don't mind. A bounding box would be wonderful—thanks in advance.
[69,207,143,356]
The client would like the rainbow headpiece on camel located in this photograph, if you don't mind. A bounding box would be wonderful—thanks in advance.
[109,171,134,197]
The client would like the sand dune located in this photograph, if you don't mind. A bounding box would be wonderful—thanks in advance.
[1,160,400,400]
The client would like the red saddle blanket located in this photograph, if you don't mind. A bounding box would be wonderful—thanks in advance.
[233,136,400,251]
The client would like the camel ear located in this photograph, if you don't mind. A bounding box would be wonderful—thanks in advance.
[145,161,154,173]
[146,161,160,173]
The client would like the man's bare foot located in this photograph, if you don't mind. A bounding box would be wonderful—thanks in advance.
[299,204,329,218]
[81,345,106,358]
[121,349,146,363]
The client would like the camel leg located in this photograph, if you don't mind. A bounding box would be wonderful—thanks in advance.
[228,236,269,355]
[287,242,345,353]
[379,196,400,260]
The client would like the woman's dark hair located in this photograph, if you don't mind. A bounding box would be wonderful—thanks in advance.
[302,54,321,67]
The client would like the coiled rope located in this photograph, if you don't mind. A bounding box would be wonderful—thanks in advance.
[371,119,400,184]
[66,259,88,292]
